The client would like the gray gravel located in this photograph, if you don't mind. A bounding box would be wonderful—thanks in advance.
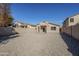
[0,28,73,56]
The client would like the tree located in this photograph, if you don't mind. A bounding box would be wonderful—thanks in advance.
[8,15,14,26]
[0,3,13,27]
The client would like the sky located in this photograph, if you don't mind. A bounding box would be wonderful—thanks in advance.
[11,3,79,25]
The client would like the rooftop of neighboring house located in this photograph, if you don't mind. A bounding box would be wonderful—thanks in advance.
[37,21,60,27]
[14,20,60,27]
[14,21,28,25]
[30,24,36,27]
[14,21,36,27]
[69,13,79,18]
[49,22,60,26]
[63,13,79,23]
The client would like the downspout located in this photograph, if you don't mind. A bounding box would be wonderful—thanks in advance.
[71,26,72,37]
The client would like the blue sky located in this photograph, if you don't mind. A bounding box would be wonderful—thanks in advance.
[11,3,79,25]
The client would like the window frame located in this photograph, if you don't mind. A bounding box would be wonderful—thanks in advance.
[51,27,56,30]
[70,18,74,23]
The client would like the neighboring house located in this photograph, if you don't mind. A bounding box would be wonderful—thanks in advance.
[62,14,79,40]
[36,21,60,33]
[14,21,36,29]
[14,21,27,28]
[27,24,36,29]
[63,14,79,28]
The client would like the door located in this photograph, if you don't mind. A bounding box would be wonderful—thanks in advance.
[41,25,47,33]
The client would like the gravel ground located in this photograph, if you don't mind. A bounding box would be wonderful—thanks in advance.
[0,28,77,56]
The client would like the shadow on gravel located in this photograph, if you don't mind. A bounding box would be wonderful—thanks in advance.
[0,33,19,44]
[60,32,79,56]
[0,27,19,44]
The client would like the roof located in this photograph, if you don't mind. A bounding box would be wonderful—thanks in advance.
[36,21,60,26]
[69,13,79,18]
[63,13,79,23]
[30,25,36,27]
[15,21,29,25]
[14,21,37,27]
[49,22,60,26]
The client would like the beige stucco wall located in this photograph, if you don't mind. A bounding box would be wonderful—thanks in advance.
[69,15,79,26]
[47,24,60,32]
[36,22,60,33]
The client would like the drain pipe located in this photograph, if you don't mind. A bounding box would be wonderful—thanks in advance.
[71,26,72,37]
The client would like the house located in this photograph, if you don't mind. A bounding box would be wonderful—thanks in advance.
[14,21,36,29]
[36,21,60,33]
[14,21,27,28]
[62,14,79,40]
[27,24,36,30]
[63,14,79,28]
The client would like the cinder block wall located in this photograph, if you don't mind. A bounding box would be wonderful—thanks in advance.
[62,27,71,36]
[62,24,79,40]
[72,24,79,40]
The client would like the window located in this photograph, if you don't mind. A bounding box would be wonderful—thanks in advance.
[51,27,56,30]
[70,18,74,22]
